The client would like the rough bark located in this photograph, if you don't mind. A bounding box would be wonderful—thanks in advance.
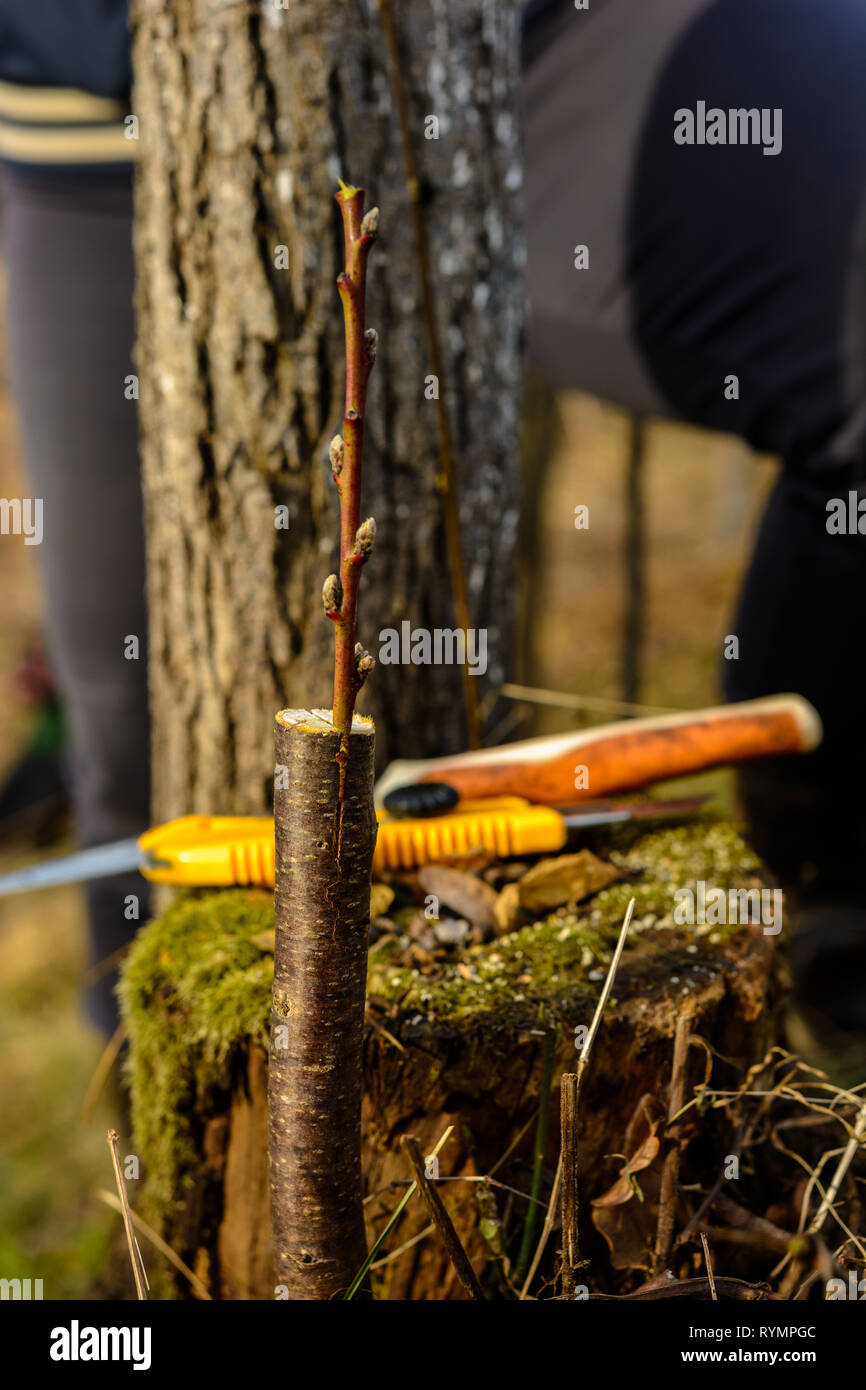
[131,0,524,821]
[268,710,376,1299]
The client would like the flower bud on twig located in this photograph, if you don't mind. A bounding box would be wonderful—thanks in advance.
[360,207,379,240]
[352,516,376,559]
[329,184,379,816]
[354,646,376,685]
[365,328,378,365]
[322,573,342,619]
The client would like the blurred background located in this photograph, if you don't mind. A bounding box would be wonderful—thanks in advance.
[0,262,118,1295]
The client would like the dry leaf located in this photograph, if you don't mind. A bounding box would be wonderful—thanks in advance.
[591,1132,661,1208]
[417,865,498,931]
[591,1182,662,1271]
[493,882,521,935]
[513,849,621,916]
[591,1101,663,1271]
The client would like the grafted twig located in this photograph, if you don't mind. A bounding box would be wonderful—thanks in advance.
[325,182,379,819]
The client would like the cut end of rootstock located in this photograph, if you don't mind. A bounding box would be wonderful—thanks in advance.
[276,708,374,737]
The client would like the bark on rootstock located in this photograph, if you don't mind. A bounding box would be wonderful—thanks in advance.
[132,0,523,822]
[268,710,376,1299]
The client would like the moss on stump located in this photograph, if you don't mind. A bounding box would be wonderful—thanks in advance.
[119,817,779,1300]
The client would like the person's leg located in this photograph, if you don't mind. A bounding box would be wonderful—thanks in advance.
[1,167,150,1033]
[724,467,866,1032]
[524,0,866,1036]
[526,0,866,827]
[724,470,866,883]
[623,0,866,936]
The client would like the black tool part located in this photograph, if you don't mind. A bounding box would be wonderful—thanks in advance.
[382,781,460,819]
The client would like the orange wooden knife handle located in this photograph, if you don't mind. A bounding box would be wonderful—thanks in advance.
[418,697,821,805]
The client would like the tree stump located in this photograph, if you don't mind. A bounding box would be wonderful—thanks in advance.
[120,818,779,1299]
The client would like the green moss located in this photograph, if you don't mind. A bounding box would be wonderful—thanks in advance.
[368,819,763,1024]
[119,818,765,1215]
[118,890,274,1213]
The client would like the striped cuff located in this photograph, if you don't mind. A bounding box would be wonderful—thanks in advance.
[0,80,134,166]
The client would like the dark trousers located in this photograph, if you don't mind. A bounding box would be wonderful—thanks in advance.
[524,0,866,894]
[1,167,150,1032]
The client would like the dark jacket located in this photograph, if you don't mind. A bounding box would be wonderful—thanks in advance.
[0,2,131,95]
[0,2,132,170]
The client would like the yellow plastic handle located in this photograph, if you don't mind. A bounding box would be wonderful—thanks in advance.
[137,801,568,884]
[373,798,566,872]
[139,816,275,887]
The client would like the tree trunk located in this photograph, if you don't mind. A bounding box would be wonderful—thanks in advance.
[131,0,524,822]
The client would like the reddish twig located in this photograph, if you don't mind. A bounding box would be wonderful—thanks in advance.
[324,182,379,824]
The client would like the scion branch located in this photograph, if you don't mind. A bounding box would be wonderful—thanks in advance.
[323,182,379,818]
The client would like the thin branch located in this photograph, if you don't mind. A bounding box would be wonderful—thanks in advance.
[808,1096,866,1238]
[514,1027,557,1285]
[700,1232,718,1300]
[519,897,636,1299]
[344,1124,454,1300]
[81,1021,126,1119]
[95,1188,210,1300]
[578,896,636,1084]
[654,1007,696,1272]
[401,1135,484,1300]
[560,1072,579,1298]
[499,681,679,719]
[106,1129,147,1300]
